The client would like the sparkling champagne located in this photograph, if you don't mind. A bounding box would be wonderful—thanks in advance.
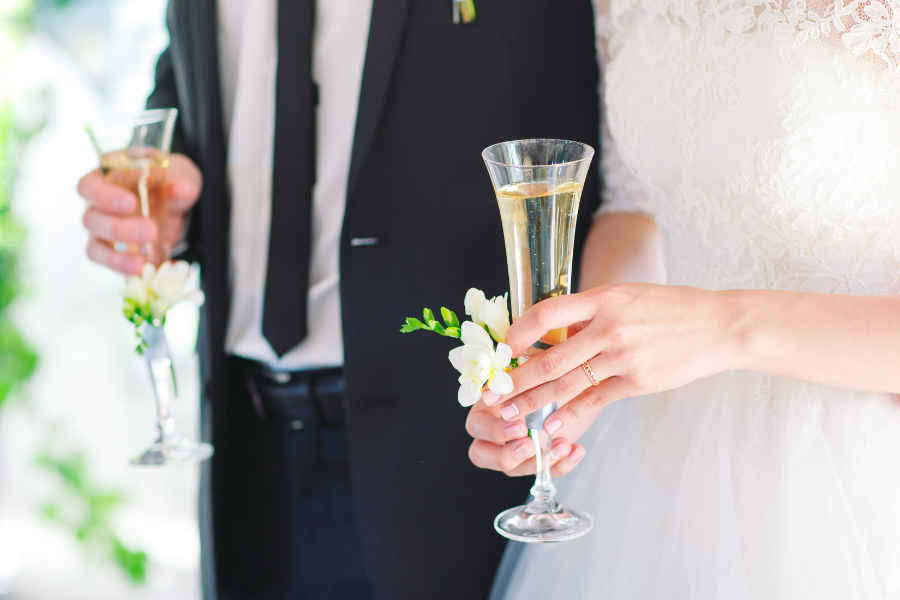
[100,147,170,266]
[496,179,582,355]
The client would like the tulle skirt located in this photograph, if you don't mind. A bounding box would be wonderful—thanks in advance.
[500,371,900,600]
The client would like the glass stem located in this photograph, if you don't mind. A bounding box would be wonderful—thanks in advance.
[527,428,559,514]
[142,325,178,442]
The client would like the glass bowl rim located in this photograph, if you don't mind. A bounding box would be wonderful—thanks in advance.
[481,139,595,168]
[85,108,178,130]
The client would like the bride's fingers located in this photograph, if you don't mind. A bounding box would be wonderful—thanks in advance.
[495,354,612,422]
[550,444,586,478]
[543,376,635,434]
[468,438,536,473]
[505,291,604,357]
[502,440,586,477]
[465,405,527,445]
[485,325,603,409]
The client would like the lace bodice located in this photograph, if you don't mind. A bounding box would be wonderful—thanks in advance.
[596,0,900,293]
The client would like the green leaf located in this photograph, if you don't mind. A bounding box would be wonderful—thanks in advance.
[400,324,416,333]
[443,327,460,338]
[423,308,435,323]
[111,536,147,585]
[112,537,148,584]
[432,322,446,335]
[441,307,460,329]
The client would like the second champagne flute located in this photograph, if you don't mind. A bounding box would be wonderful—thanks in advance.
[85,109,213,466]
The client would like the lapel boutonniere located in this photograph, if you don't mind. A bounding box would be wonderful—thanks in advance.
[453,0,476,24]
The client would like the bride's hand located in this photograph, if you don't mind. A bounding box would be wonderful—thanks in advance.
[485,284,741,433]
[465,390,589,477]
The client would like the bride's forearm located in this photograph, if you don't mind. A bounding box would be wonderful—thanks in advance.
[729,289,900,393]
[578,212,666,290]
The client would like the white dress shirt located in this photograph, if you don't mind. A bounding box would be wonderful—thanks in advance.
[217,0,373,370]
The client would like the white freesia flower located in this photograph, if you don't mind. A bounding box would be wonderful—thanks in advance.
[123,261,205,323]
[448,321,514,406]
[152,261,191,304]
[464,288,512,343]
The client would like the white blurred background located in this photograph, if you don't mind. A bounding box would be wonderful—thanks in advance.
[0,0,202,598]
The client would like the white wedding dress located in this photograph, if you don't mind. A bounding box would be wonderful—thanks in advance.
[501,0,900,597]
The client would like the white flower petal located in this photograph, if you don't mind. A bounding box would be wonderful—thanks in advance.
[122,276,148,305]
[141,262,156,286]
[480,298,511,343]
[448,346,467,373]
[184,289,206,307]
[494,343,513,368]
[171,260,191,282]
[150,298,171,321]
[458,381,482,406]
[488,370,514,395]
[460,321,493,348]
[464,288,487,326]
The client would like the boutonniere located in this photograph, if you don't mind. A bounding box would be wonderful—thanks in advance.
[453,0,476,24]
[401,288,519,406]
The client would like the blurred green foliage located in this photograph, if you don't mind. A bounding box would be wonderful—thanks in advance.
[2,0,150,587]
[37,450,149,584]
[0,101,39,410]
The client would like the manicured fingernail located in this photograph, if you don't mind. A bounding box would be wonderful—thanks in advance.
[545,418,562,435]
[550,443,566,459]
[482,390,501,405]
[513,441,535,459]
[506,423,525,439]
[500,403,519,421]
[567,447,585,463]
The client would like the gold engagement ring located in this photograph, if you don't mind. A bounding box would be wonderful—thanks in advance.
[582,361,601,386]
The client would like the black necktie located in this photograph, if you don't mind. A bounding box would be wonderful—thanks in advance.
[263,0,316,357]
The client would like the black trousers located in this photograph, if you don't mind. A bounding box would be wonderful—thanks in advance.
[214,356,374,600]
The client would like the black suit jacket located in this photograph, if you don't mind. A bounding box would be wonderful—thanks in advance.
[149,1,600,598]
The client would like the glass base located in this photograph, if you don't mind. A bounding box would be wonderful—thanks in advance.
[494,503,593,543]
[130,436,214,466]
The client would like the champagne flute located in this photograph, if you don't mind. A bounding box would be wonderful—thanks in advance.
[85,109,213,466]
[482,139,594,542]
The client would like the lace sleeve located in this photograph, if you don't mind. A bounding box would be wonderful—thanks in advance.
[593,0,656,219]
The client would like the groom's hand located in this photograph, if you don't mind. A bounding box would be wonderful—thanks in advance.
[466,390,587,478]
[78,153,202,275]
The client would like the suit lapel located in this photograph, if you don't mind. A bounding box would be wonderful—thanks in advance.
[347,0,413,197]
